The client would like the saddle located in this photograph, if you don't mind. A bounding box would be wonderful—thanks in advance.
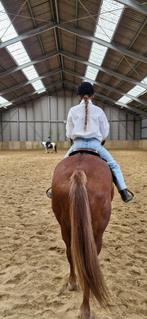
[69,148,100,157]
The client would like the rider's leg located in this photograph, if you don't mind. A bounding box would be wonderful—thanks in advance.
[70,138,134,202]
[96,145,134,202]
[64,145,74,158]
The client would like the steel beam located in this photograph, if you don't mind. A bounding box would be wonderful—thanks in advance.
[58,24,147,63]
[2,81,64,107]
[1,66,147,114]
[0,23,55,49]
[60,50,147,89]
[54,0,64,82]
[116,0,147,16]
[2,66,147,106]
[0,51,58,78]
[0,49,146,90]
[0,68,61,95]
[62,80,147,117]
[115,101,147,116]
[1,22,147,64]
[63,69,147,107]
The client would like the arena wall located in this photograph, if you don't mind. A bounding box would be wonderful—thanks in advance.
[0,140,147,151]
[0,94,141,143]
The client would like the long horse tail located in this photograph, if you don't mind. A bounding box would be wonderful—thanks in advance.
[69,169,109,307]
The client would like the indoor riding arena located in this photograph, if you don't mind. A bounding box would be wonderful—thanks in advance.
[0,1,147,319]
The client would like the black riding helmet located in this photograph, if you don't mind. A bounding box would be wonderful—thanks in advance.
[78,82,94,97]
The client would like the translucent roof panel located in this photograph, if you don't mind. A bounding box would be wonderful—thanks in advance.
[0,2,17,41]
[85,66,98,81]
[0,96,12,108]
[128,86,146,97]
[95,0,124,42]
[89,43,107,66]
[0,1,46,98]
[116,76,147,105]
[141,77,147,85]
[22,66,39,81]
[116,96,132,104]
[32,80,46,92]
[84,0,124,81]
[8,42,30,65]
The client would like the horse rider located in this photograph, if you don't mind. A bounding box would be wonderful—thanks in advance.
[64,82,134,203]
[46,136,51,149]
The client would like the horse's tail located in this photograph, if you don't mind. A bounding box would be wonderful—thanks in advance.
[69,169,109,307]
[55,144,57,153]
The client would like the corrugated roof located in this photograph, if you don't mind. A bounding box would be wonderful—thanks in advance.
[0,0,147,117]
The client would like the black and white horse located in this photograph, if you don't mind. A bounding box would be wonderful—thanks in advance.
[41,141,57,153]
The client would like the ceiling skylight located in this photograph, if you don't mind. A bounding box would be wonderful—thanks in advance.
[0,1,46,108]
[0,96,12,108]
[116,76,147,105]
[85,0,124,81]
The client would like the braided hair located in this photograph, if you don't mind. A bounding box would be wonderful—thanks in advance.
[78,82,94,130]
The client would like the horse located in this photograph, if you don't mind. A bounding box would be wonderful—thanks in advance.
[41,141,57,153]
[51,151,114,319]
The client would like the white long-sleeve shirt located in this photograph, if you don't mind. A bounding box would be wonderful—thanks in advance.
[66,99,109,142]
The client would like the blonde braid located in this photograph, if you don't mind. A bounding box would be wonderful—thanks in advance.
[83,95,89,130]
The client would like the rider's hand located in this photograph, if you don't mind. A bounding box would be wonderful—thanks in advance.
[101,140,106,146]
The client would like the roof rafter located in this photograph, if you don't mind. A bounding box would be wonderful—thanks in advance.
[58,24,147,63]
[60,50,147,89]
[2,80,64,106]
[0,23,55,49]
[116,0,147,16]
[0,68,61,95]
[1,49,146,90]
[0,23,147,64]
[1,74,146,116]
[1,67,147,107]
[63,80,147,117]
[0,51,58,78]
[50,0,64,83]
[64,69,147,106]
[1,47,146,90]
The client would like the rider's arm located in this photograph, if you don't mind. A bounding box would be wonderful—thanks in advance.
[66,110,74,139]
[99,110,109,142]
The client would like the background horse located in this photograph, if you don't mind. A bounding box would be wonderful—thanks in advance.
[51,152,114,319]
[41,141,57,153]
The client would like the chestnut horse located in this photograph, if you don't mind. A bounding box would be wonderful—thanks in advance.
[51,152,114,319]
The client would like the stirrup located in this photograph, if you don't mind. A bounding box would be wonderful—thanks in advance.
[46,187,52,199]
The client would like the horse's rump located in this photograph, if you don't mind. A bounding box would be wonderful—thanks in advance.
[52,154,113,228]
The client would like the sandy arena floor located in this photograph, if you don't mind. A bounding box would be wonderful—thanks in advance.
[0,150,147,319]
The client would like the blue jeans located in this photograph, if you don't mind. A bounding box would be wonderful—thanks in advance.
[64,138,127,191]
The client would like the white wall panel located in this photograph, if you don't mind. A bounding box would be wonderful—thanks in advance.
[20,123,27,141]
[1,109,11,140]
[127,121,134,140]
[119,122,126,139]
[27,102,34,120]
[142,118,147,139]
[111,122,119,139]
[0,92,141,141]
[135,120,141,139]
[2,122,10,140]
[11,123,18,140]
[58,96,66,141]
[27,123,35,140]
